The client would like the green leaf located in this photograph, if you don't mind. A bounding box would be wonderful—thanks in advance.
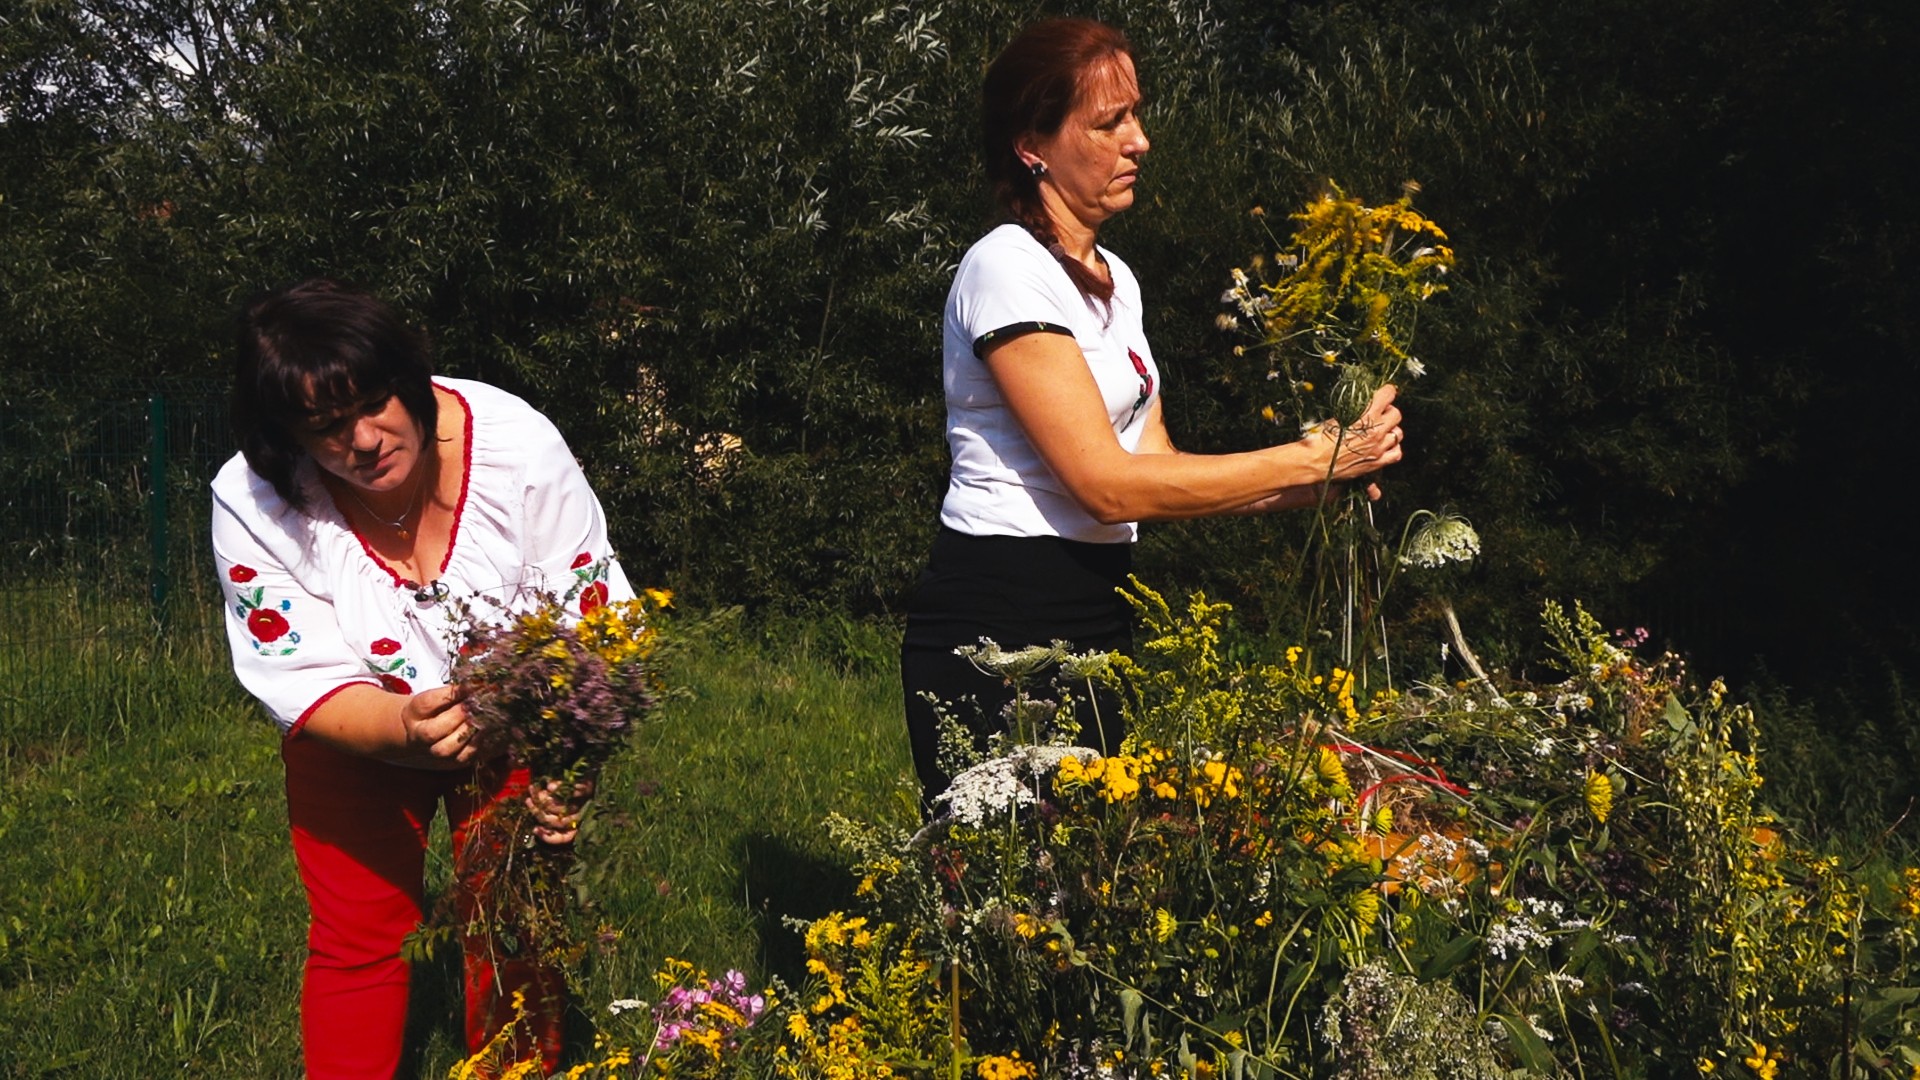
[1535,845,1559,887]
[1121,987,1145,1049]
[1494,1013,1554,1074]
[1664,696,1690,732]
[1420,933,1480,979]
[1855,986,1920,1034]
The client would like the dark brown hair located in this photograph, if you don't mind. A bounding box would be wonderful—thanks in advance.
[232,278,437,507]
[981,17,1134,304]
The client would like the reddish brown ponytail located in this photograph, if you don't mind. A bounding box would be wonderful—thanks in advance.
[981,18,1132,305]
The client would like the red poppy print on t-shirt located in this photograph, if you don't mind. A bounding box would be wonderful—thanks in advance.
[571,552,594,570]
[247,608,290,642]
[377,673,413,695]
[228,564,258,583]
[371,638,402,656]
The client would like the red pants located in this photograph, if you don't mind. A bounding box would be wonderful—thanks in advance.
[284,737,564,1078]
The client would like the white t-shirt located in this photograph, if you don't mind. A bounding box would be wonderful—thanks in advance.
[940,224,1161,543]
[210,377,635,736]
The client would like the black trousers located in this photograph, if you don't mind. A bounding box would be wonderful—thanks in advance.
[900,526,1132,802]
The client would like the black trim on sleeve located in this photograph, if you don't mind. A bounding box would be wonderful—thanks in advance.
[972,321,1074,359]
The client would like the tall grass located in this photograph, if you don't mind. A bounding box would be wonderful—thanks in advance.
[0,608,913,1078]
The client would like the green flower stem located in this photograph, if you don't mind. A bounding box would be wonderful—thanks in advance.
[1074,951,1311,1080]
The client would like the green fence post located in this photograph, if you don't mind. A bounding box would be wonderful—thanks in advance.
[149,393,170,627]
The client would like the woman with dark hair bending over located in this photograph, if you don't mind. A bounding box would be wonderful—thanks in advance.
[211,278,629,1076]
[901,18,1406,803]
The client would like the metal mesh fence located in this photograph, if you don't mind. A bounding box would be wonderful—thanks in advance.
[0,375,233,729]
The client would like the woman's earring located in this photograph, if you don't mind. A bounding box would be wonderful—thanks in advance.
[1029,160,1048,179]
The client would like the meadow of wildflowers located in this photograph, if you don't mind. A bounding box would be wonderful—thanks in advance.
[1223,185,1476,681]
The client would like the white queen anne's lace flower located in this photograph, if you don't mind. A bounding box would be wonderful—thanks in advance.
[955,639,1066,681]
[937,756,1031,826]
[1400,511,1481,569]
[935,745,1096,827]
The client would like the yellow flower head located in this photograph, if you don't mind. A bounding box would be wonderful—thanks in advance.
[1900,867,1920,921]
[1370,804,1394,835]
[977,1053,1037,1080]
[1314,745,1351,796]
[1585,771,1615,824]
[1152,908,1178,943]
[1096,755,1143,802]
[1743,1041,1779,1080]
[1053,754,1089,792]
[1349,888,1381,925]
[1199,759,1243,800]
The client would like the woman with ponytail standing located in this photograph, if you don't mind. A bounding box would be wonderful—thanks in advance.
[901,18,1408,803]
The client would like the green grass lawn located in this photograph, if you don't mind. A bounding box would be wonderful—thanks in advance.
[0,610,914,1078]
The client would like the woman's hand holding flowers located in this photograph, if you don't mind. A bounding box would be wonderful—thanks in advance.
[393,684,480,769]
[1311,384,1404,483]
[526,778,595,845]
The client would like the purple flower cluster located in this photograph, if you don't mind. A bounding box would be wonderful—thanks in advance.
[450,594,659,779]
[653,969,767,1051]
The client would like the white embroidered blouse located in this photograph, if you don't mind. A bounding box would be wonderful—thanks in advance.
[210,377,635,735]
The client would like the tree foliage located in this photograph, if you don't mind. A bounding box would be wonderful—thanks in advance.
[3,0,1914,713]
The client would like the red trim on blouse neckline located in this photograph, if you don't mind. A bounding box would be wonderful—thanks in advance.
[286,679,380,738]
[440,382,474,579]
[336,380,474,591]
[346,520,410,588]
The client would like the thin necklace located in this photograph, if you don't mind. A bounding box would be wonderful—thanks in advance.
[343,462,428,541]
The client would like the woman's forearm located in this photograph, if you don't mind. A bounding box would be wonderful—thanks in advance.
[1069,441,1343,523]
[985,338,1402,524]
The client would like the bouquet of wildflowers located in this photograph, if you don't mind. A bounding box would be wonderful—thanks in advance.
[1224,183,1475,675]
[411,580,671,980]
[451,582,672,783]
[1225,180,1453,432]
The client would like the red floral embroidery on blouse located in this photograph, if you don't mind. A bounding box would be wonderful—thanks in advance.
[580,580,609,615]
[228,565,258,583]
[247,608,290,642]
[377,673,413,696]
[571,552,594,569]
[371,638,402,656]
